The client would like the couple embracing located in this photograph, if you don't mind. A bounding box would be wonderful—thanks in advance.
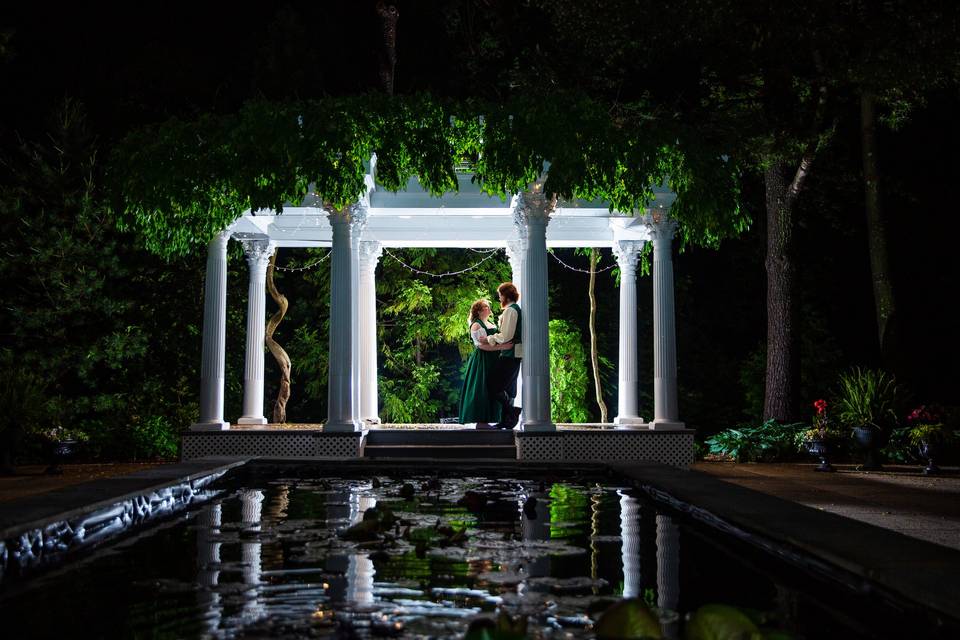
[458,282,523,430]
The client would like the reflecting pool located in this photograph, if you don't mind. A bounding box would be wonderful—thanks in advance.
[0,473,950,638]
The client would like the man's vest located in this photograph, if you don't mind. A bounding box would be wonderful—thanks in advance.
[501,302,522,358]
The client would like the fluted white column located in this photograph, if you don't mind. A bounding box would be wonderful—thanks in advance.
[516,188,554,431]
[194,231,231,431]
[350,212,367,424]
[358,241,382,423]
[238,238,275,425]
[619,491,641,598]
[645,216,684,429]
[614,240,645,427]
[505,239,524,410]
[656,514,680,639]
[325,206,360,432]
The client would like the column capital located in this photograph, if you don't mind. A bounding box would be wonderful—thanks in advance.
[358,240,382,271]
[643,214,679,244]
[505,238,524,262]
[237,236,276,270]
[209,229,232,252]
[325,202,368,229]
[613,240,644,274]
[514,185,556,228]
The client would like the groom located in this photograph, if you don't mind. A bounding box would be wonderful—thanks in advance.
[486,282,523,429]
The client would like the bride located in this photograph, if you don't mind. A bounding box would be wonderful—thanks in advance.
[458,298,512,429]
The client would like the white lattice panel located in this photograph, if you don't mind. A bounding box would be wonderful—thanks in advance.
[517,431,694,469]
[515,435,563,461]
[181,432,362,461]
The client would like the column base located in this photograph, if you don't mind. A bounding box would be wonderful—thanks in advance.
[361,417,381,425]
[237,416,268,425]
[324,420,363,433]
[520,420,556,432]
[649,419,686,431]
[190,420,231,431]
[614,416,646,429]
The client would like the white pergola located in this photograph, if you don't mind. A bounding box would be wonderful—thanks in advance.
[190,161,685,433]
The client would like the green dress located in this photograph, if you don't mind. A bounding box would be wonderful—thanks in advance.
[458,320,503,424]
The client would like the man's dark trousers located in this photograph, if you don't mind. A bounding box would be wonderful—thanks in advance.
[488,357,522,426]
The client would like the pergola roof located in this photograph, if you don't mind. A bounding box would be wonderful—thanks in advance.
[230,164,676,248]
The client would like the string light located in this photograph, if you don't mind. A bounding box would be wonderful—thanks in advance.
[382,247,503,278]
[273,251,331,272]
[549,250,617,274]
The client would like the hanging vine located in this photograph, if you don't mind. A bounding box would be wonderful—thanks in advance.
[108,93,747,260]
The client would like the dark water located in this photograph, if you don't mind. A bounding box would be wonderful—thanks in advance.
[0,473,951,639]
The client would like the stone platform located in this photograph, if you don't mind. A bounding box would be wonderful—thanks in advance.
[180,424,695,468]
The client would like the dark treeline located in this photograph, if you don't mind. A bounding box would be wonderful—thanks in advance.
[1,1,958,465]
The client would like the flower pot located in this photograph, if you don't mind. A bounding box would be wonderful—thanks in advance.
[804,438,835,472]
[44,439,79,475]
[851,426,884,471]
[919,439,941,476]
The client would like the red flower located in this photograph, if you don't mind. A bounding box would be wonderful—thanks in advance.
[813,399,828,415]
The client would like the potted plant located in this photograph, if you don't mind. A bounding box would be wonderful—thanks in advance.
[905,405,953,475]
[799,399,840,472]
[41,424,88,475]
[835,367,898,471]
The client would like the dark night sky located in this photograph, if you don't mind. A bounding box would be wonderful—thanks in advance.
[2,2,958,416]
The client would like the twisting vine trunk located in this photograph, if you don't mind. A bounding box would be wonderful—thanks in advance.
[266,251,291,423]
[860,90,898,365]
[588,248,608,423]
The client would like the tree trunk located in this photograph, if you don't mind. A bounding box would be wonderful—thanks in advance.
[266,251,291,423]
[763,161,804,422]
[375,1,399,95]
[860,90,898,365]
[588,248,608,423]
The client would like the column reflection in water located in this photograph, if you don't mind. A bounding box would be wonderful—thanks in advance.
[519,488,551,597]
[618,491,641,599]
[240,490,266,621]
[196,502,223,634]
[346,490,377,604]
[656,514,680,639]
[326,484,376,604]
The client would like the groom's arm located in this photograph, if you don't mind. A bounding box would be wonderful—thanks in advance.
[487,307,517,345]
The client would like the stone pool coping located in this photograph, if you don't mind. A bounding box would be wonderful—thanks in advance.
[611,462,960,626]
[2,457,958,628]
[0,457,246,541]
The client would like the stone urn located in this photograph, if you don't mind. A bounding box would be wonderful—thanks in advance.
[851,426,884,471]
[804,438,835,472]
[918,440,941,476]
[44,438,79,475]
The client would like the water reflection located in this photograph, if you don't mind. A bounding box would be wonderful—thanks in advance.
[195,502,223,633]
[188,477,671,638]
[657,514,680,638]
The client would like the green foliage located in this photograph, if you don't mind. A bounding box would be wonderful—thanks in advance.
[548,319,590,423]
[705,419,807,462]
[834,367,899,432]
[109,93,747,260]
[0,101,200,460]
[0,355,49,434]
[380,363,442,424]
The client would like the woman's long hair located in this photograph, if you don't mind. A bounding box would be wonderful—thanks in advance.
[468,299,489,327]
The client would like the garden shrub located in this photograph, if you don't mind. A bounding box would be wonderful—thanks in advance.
[705,419,807,462]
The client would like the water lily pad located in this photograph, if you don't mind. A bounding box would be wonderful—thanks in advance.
[685,604,760,640]
[595,598,662,639]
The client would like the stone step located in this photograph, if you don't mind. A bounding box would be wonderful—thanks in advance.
[365,429,515,446]
[362,444,517,459]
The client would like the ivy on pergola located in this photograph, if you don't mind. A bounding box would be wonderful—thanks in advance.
[109,93,745,259]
